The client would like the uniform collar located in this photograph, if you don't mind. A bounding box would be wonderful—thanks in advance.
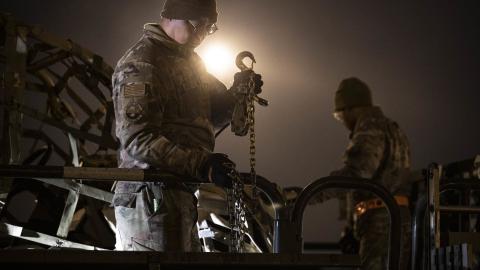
[143,23,194,56]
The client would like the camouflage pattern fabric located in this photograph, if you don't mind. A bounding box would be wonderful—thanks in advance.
[357,207,411,270]
[315,106,412,269]
[330,106,411,203]
[114,182,200,251]
[112,23,235,175]
[111,23,235,251]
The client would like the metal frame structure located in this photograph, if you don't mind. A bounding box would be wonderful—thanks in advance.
[413,163,480,270]
[0,166,288,250]
[1,12,117,168]
[1,12,125,250]
[11,157,480,270]
[0,165,116,249]
[0,165,367,268]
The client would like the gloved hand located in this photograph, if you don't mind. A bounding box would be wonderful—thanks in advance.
[338,226,360,254]
[232,70,263,95]
[201,153,236,189]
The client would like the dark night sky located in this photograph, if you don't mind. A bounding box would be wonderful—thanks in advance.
[1,1,480,242]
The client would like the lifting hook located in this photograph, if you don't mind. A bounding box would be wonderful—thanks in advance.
[235,51,268,107]
[236,51,256,71]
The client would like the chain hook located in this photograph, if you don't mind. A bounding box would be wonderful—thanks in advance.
[236,51,256,71]
[235,51,268,107]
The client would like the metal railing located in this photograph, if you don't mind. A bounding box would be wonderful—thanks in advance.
[411,194,427,270]
[3,165,406,270]
[0,165,289,252]
[290,176,402,270]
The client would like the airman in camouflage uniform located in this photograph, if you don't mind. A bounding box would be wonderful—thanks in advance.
[315,78,412,269]
[111,0,262,252]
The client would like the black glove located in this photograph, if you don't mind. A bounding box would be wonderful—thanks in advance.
[232,70,263,94]
[201,153,236,189]
[338,226,359,254]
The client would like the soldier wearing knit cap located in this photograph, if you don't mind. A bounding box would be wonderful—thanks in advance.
[314,78,412,269]
[112,0,263,252]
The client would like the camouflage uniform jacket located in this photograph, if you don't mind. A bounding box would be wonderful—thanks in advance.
[324,106,412,269]
[332,106,411,204]
[112,24,235,180]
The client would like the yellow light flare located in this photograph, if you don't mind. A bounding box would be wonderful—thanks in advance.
[197,43,235,82]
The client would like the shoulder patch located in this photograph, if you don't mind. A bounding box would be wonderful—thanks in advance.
[125,101,145,122]
[123,83,147,97]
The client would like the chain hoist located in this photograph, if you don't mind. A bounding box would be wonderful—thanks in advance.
[226,51,268,252]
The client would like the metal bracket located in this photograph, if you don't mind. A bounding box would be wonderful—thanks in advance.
[0,222,105,250]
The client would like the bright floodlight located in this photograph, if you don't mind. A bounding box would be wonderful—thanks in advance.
[198,43,235,81]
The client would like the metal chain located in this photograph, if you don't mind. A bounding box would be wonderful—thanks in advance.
[246,73,258,206]
[227,72,258,253]
[227,187,236,251]
[227,172,247,252]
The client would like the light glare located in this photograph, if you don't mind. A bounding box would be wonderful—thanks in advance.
[198,43,235,82]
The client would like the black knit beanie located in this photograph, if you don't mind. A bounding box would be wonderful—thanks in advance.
[161,0,217,23]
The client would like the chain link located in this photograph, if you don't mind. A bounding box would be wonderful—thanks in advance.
[227,71,258,253]
[246,73,258,205]
[227,171,247,252]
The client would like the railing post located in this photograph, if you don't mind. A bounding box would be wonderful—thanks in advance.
[273,205,299,253]
[291,176,402,270]
[238,173,291,253]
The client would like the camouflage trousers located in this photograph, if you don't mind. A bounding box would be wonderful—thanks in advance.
[113,182,201,251]
[356,207,411,270]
